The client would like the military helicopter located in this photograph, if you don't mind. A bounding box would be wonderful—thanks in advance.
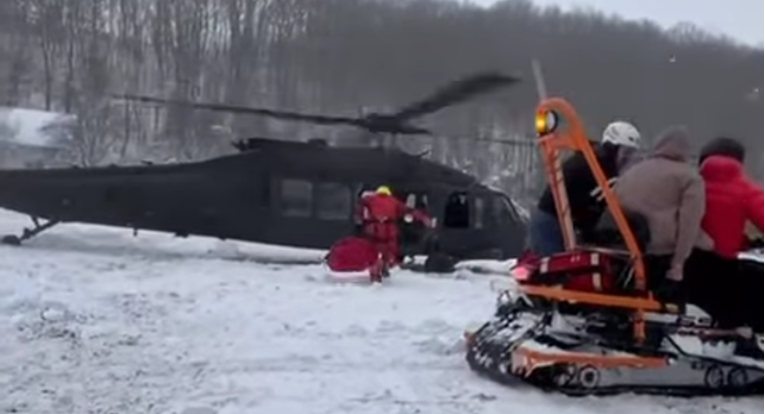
[0,72,532,268]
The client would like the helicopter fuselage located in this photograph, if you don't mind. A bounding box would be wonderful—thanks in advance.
[0,138,528,261]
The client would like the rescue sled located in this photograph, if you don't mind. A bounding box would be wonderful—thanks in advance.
[323,236,385,284]
[465,98,764,397]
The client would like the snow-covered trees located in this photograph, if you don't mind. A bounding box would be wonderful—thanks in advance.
[0,0,760,203]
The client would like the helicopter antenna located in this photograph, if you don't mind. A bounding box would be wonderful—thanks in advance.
[531,59,548,102]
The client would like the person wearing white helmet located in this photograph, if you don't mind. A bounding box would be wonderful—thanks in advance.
[529,120,642,256]
[601,121,642,172]
[602,121,641,149]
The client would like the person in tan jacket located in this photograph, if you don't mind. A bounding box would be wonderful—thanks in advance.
[612,126,710,291]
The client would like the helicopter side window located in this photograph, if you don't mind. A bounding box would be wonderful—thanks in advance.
[402,192,429,210]
[405,194,417,208]
[443,192,470,228]
[316,182,351,220]
[280,179,313,217]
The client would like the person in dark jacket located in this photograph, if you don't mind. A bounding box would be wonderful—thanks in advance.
[529,121,641,255]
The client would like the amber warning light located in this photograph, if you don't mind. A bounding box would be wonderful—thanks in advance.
[535,110,558,136]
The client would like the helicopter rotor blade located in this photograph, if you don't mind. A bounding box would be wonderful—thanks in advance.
[112,93,368,127]
[112,71,520,136]
[419,132,536,147]
[390,72,520,121]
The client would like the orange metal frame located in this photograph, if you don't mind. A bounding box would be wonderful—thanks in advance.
[520,97,672,343]
[512,347,668,374]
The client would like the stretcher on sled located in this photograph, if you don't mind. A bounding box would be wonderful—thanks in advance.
[324,236,384,284]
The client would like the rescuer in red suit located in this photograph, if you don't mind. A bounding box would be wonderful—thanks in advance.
[356,186,433,273]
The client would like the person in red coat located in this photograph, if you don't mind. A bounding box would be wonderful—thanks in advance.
[685,137,763,333]
[699,155,763,258]
[356,186,433,272]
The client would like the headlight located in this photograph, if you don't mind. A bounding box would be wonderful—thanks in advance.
[535,110,558,136]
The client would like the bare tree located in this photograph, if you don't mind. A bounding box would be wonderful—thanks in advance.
[0,0,760,194]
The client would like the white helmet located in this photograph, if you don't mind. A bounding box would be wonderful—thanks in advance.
[602,121,641,149]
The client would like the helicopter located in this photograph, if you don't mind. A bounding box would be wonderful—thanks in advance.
[0,72,532,269]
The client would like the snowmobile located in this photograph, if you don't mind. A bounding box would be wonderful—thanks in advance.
[465,98,763,397]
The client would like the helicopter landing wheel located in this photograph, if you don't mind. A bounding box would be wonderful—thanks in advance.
[1,235,21,246]
[1,217,60,246]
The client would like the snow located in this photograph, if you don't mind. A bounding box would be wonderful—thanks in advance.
[0,107,73,148]
[455,259,518,275]
[0,209,760,414]
[739,250,763,263]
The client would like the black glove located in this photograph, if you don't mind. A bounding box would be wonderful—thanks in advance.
[654,279,685,305]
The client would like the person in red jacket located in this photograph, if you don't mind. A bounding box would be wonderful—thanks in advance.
[685,137,763,333]
[699,155,763,258]
[356,186,433,273]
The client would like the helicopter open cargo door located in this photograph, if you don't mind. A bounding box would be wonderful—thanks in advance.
[397,189,432,259]
[436,190,507,259]
[443,192,470,229]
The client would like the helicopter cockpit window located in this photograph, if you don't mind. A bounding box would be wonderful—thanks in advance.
[443,192,469,228]
[316,182,351,220]
[280,179,313,217]
[492,195,521,224]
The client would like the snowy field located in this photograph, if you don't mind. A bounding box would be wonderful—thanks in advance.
[0,209,760,414]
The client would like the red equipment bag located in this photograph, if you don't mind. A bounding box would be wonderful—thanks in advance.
[517,250,616,293]
[325,236,381,273]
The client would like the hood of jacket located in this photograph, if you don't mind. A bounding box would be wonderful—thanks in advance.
[700,155,744,183]
[699,137,746,166]
[651,126,692,162]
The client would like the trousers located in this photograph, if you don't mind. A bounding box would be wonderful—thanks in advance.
[362,221,400,267]
[529,208,565,256]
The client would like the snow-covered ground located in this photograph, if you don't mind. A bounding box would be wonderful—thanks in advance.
[0,209,759,414]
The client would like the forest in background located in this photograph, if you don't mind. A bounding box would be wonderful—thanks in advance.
[0,0,761,204]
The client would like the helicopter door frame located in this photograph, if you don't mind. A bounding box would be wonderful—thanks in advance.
[442,191,472,230]
[471,194,489,231]
[389,187,432,258]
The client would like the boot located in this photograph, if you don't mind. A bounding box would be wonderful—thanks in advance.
[381,261,391,278]
[369,257,384,284]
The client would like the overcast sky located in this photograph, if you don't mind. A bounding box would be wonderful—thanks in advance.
[471,0,763,46]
